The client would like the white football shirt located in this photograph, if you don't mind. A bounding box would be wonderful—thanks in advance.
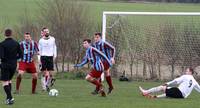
[38,36,57,57]
[166,75,200,98]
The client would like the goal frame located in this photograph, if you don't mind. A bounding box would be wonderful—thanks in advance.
[102,11,200,41]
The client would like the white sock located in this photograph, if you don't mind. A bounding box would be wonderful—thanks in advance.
[41,76,46,90]
[46,76,52,87]
[146,86,163,94]
[157,94,166,98]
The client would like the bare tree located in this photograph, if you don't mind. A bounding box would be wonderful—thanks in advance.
[160,23,180,79]
[37,0,93,72]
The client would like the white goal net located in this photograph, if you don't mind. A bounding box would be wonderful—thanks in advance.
[102,12,200,80]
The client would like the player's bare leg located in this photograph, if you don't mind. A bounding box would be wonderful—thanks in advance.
[15,70,25,94]
[139,86,166,97]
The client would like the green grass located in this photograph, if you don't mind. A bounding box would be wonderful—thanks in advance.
[0,0,200,26]
[0,78,200,108]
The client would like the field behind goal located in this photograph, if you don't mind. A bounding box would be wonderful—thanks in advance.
[103,12,200,79]
[0,79,200,108]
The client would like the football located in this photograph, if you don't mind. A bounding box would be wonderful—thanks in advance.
[48,89,59,97]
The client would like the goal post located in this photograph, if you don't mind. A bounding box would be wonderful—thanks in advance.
[102,11,200,79]
[102,11,200,41]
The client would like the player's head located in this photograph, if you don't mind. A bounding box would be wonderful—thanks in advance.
[24,32,31,41]
[94,32,102,43]
[4,28,12,37]
[83,39,91,48]
[41,28,45,37]
[185,67,194,75]
[42,27,50,37]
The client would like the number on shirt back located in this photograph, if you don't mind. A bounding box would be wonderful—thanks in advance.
[188,80,192,88]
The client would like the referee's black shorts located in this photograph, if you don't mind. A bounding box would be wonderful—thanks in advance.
[165,87,184,98]
[0,64,17,81]
[40,56,54,71]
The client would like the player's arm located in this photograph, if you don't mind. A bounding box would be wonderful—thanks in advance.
[53,38,57,59]
[38,39,42,62]
[74,56,89,67]
[34,41,40,63]
[104,41,116,59]
[17,43,23,60]
[92,47,112,67]
[0,43,4,60]
[34,41,39,54]
[165,75,184,86]
[0,43,1,67]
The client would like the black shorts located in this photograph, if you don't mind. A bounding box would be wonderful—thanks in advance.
[0,65,16,81]
[40,56,54,71]
[165,87,184,98]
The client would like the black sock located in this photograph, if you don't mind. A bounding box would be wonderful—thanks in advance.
[9,83,12,91]
[3,85,12,99]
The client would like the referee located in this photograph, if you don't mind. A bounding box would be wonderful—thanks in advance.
[0,29,22,105]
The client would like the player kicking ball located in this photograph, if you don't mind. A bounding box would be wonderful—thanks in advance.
[39,27,57,91]
[74,39,112,97]
[139,67,200,99]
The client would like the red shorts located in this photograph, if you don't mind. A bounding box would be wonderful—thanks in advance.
[103,61,110,71]
[88,69,102,78]
[18,61,37,73]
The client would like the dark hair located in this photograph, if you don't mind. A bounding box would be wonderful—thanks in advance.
[4,29,12,36]
[95,32,102,37]
[25,32,30,35]
[83,39,91,43]
[42,27,47,31]
[188,67,194,74]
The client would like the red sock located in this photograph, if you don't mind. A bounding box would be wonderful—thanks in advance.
[16,76,22,91]
[91,80,102,90]
[95,79,102,91]
[32,78,37,93]
[106,76,113,89]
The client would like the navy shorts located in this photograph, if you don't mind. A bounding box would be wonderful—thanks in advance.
[165,87,184,98]
[0,64,16,81]
[40,56,54,71]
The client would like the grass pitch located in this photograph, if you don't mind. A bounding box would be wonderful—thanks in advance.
[0,78,200,108]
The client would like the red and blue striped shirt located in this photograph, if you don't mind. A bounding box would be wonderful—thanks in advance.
[20,40,39,63]
[94,40,115,60]
[76,46,112,72]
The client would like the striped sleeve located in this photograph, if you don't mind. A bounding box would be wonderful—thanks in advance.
[19,41,24,51]
[104,41,115,58]
[76,56,89,67]
[34,41,39,54]
[92,47,112,67]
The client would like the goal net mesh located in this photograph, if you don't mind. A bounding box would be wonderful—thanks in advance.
[104,12,200,79]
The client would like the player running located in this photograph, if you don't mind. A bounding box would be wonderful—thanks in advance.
[93,32,115,95]
[74,39,112,97]
[38,27,57,91]
[15,32,39,94]
[139,67,200,99]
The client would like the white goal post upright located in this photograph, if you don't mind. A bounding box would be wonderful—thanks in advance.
[102,11,200,41]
